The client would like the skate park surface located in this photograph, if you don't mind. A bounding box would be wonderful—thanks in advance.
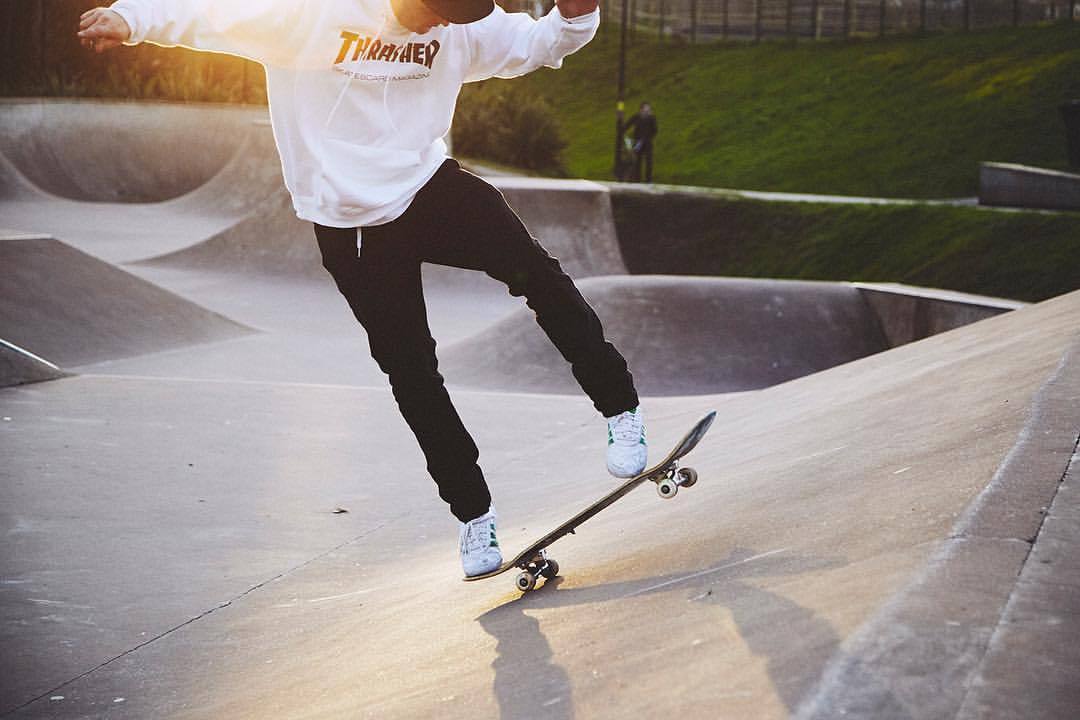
[2,99,1079,719]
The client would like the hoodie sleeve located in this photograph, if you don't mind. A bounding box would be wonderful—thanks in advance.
[463,5,599,83]
[109,0,306,66]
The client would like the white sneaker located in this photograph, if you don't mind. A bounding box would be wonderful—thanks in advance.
[460,508,502,577]
[606,406,647,478]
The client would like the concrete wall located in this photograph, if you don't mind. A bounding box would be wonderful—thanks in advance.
[979,162,1080,212]
[853,283,1025,348]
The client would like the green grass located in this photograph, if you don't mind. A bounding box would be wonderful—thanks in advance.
[490,22,1080,198]
[610,189,1080,302]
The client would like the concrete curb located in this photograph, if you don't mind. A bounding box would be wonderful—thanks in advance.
[794,335,1080,719]
[979,163,1080,212]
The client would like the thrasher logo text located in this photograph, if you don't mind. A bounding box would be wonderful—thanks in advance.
[335,30,441,69]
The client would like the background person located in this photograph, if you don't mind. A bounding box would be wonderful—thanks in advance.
[625,101,658,183]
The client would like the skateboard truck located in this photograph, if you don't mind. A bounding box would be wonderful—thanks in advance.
[656,463,699,499]
[515,549,560,592]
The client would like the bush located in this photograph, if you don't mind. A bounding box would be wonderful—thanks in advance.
[452,82,567,175]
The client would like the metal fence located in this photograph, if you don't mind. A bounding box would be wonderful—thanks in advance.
[508,0,1076,40]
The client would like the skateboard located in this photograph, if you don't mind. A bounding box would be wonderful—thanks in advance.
[463,410,716,592]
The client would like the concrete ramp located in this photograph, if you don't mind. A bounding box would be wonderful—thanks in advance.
[0,99,262,204]
[137,174,627,280]
[0,338,67,387]
[0,101,623,280]
[488,176,626,278]
[0,151,42,202]
[439,275,891,396]
[134,188,324,277]
[0,101,285,264]
[0,235,253,368]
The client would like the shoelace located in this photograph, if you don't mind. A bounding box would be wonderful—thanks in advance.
[609,412,643,445]
[461,517,493,555]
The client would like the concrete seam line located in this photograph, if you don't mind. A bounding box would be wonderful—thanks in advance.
[0,515,407,718]
[791,336,1080,720]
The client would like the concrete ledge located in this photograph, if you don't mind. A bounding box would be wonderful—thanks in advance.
[853,283,1025,348]
[978,162,1080,212]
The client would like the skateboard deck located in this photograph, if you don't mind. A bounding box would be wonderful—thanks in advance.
[463,410,716,591]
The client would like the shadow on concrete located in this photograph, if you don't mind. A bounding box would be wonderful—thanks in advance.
[474,547,903,719]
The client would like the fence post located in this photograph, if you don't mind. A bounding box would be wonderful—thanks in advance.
[810,0,820,39]
[844,0,852,37]
[723,0,730,38]
[920,0,927,31]
[755,0,763,41]
[787,0,795,39]
[964,0,971,30]
[615,0,629,179]
[40,0,48,87]
[879,0,887,36]
[690,0,698,43]
[659,0,665,41]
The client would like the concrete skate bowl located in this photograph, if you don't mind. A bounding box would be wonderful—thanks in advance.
[439,276,1023,396]
[135,174,628,281]
[0,100,626,279]
[0,234,253,378]
[439,276,889,396]
[0,99,274,204]
[0,100,290,264]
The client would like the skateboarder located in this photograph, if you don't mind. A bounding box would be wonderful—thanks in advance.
[79,0,648,577]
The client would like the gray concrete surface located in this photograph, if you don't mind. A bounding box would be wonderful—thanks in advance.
[853,283,1025,348]
[440,275,892,396]
[2,100,1078,720]
[979,162,1080,212]
[0,339,67,388]
[0,235,252,368]
[0,100,284,265]
[0,100,259,204]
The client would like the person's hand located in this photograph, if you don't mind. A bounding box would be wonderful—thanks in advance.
[555,0,599,19]
[78,8,132,53]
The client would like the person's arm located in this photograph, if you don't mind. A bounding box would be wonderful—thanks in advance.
[463,1,599,83]
[78,8,132,53]
[555,0,598,18]
[78,0,305,66]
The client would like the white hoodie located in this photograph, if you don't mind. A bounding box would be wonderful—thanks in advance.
[110,0,599,227]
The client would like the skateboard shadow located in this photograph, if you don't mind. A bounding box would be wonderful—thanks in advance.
[475,546,911,719]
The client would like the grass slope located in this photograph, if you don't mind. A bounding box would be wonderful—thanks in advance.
[610,189,1080,302]
[496,22,1080,198]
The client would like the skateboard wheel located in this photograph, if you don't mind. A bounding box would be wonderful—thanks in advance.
[516,571,537,592]
[677,467,698,488]
[540,560,560,580]
[657,477,679,499]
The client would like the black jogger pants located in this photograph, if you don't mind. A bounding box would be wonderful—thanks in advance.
[314,159,638,522]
